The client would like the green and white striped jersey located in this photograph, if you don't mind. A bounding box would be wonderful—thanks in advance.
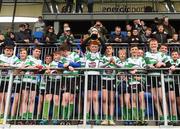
[49,60,62,80]
[22,55,43,84]
[172,59,180,66]
[84,51,101,75]
[60,52,80,78]
[144,51,164,66]
[0,54,18,81]
[125,56,146,85]
[0,54,19,66]
[116,59,127,86]
[13,58,30,83]
[99,55,121,80]
[144,51,165,75]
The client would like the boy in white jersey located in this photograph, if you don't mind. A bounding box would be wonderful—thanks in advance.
[0,45,18,122]
[58,45,81,121]
[40,51,62,125]
[37,54,53,120]
[125,45,146,125]
[144,39,168,124]
[82,40,105,125]
[159,44,177,124]
[99,45,121,125]
[117,49,130,124]
[171,50,180,124]
[11,48,29,120]
[21,46,43,121]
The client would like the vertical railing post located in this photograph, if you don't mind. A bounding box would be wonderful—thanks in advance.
[3,70,14,125]
[83,71,88,128]
[160,70,168,126]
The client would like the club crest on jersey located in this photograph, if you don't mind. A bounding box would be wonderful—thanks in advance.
[88,62,96,68]
[105,66,113,74]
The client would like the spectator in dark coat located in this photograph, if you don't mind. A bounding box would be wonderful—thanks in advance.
[3,32,16,46]
[15,24,31,43]
[108,26,124,43]
[43,26,57,44]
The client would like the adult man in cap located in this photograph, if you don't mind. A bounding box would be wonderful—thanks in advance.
[58,27,75,48]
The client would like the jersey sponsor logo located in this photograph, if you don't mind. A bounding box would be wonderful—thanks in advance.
[88,62,97,68]
[104,66,113,74]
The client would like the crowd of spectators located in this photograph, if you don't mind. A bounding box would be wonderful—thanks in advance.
[0,16,180,50]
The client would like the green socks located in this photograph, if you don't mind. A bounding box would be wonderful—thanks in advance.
[127,108,132,120]
[42,100,50,119]
[132,107,138,120]
[122,107,127,120]
[68,104,74,119]
[22,112,33,119]
[139,109,145,121]
[53,105,59,119]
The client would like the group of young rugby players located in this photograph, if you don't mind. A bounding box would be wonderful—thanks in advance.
[0,37,180,126]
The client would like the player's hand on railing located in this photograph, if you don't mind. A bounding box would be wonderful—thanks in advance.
[64,63,69,68]
[155,62,165,68]
[110,57,115,64]
[68,66,74,71]
[169,65,176,72]
[130,69,137,74]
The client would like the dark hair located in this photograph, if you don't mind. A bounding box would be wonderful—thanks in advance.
[33,46,41,51]
[45,54,53,58]
[19,24,25,28]
[4,45,14,50]
[160,43,168,48]
[59,45,70,51]
[20,48,27,53]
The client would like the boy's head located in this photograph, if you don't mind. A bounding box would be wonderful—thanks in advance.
[171,50,179,61]
[32,46,41,59]
[4,45,14,57]
[59,45,70,57]
[19,48,28,60]
[149,38,158,51]
[118,49,126,61]
[138,49,144,57]
[53,51,61,61]
[45,54,53,64]
[159,44,168,54]
[88,40,100,53]
[130,45,138,57]
[105,45,113,56]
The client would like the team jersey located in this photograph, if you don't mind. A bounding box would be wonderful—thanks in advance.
[48,60,62,80]
[162,54,174,65]
[13,58,30,84]
[22,55,43,84]
[0,54,18,81]
[84,51,101,75]
[144,51,165,75]
[125,56,146,85]
[172,59,180,67]
[116,59,128,87]
[60,52,81,78]
[99,55,122,80]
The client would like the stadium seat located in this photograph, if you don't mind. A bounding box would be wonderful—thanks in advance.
[33,31,44,41]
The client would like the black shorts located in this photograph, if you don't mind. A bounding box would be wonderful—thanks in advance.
[22,82,37,91]
[62,77,77,94]
[164,81,174,93]
[0,81,9,93]
[87,75,101,91]
[128,84,144,93]
[147,76,161,88]
[102,80,115,91]
[46,79,61,95]
[117,80,128,94]
[12,83,21,93]
[175,83,180,97]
